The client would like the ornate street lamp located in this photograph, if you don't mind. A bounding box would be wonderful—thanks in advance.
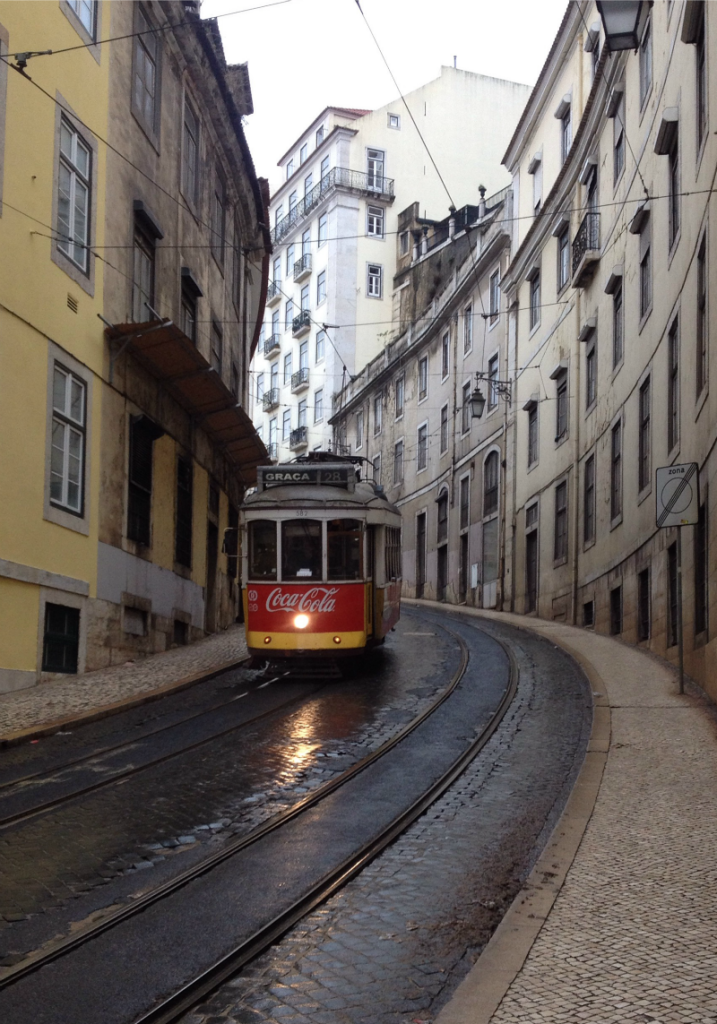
[596,1,646,51]
[470,386,486,419]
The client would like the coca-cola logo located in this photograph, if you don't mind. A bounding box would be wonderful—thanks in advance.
[266,587,339,613]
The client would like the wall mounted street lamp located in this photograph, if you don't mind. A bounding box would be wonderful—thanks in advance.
[469,387,486,419]
[596,1,647,51]
[470,372,513,418]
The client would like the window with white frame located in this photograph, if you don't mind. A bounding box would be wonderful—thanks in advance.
[298,399,307,428]
[367,149,385,190]
[317,269,327,304]
[320,154,330,179]
[286,158,294,180]
[373,394,382,434]
[441,331,450,379]
[418,356,428,401]
[367,205,384,237]
[461,381,471,434]
[367,264,382,298]
[316,125,325,146]
[283,351,292,385]
[273,255,282,285]
[417,424,428,471]
[489,270,500,324]
[560,106,572,164]
[299,143,308,165]
[487,354,499,409]
[314,388,323,422]
[288,190,298,211]
[256,372,265,401]
[395,374,405,418]
[318,213,328,247]
[285,298,294,330]
[440,404,449,453]
[529,269,541,330]
[315,330,325,363]
[182,99,199,207]
[304,172,313,198]
[463,304,473,354]
[300,284,309,311]
[282,409,291,440]
[301,228,311,258]
[388,113,400,130]
[69,0,95,35]
[286,243,295,276]
[557,228,570,292]
[274,204,283,228]
[58,118,91,271]
[51,364,86,514]
[356,409,364,449]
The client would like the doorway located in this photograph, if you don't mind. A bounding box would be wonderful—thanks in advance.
[416,512,426,598]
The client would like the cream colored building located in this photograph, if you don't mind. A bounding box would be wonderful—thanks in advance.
[252,68,531,462]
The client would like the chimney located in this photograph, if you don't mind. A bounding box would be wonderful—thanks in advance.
[448,205,456,238]
[478,184,486,218]
[421,225,428,256]
[412,231,421,262]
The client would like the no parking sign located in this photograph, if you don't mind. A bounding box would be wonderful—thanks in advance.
[655,463,699,528]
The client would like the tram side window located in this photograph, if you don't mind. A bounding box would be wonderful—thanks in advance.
[327,519,363,580]
[248,520,277,580]
[385,527,401,580]
[282,520,322,580]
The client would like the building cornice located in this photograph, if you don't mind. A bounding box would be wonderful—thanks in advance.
[270,126,359,205]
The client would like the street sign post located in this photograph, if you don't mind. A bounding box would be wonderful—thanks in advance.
[656,463,700,693]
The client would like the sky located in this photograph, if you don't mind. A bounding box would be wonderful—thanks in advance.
[202,0,569,191]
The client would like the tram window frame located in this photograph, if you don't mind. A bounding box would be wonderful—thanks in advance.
[385,526,401,581]
[281,519,323,581]
[248,520,277,580]
[327,518,364,581]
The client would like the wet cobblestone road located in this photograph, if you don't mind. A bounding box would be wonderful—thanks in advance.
[179,612,591,1024]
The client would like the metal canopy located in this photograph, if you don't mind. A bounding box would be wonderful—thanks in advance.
[105,319,267,484]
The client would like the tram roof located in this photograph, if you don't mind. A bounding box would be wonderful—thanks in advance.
[241,476,400,519]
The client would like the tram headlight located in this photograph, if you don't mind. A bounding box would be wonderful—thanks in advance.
[294,614,309,629]
[333,636,342,644]
[263,636,272,644]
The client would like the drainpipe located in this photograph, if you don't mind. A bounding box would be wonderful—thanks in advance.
[572,288,581,625]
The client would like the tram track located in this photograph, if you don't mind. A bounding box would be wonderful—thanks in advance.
[0,615,515,1024]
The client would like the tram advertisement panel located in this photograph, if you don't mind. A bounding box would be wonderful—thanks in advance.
[247,583,365,632]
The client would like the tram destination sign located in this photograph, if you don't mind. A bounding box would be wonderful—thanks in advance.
[655,463,700,528]
[257,465,355,491]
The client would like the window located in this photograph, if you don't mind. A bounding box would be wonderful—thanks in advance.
[484,452,499,516]
[316,125,325,146]
[314,388,323,422]
[180,276,197,343]
[367,263,382,298]
[554,480,568,561]
[300,284,309,311]
[288,190,298,211]
[560,107,572,165]
[440,404,449,453]
[528,404,538,466]
[283,351,292,385]
[437,490,448,544]
[51,364,86,514]
[557,228,570,292]
[42,603,80,673]
[273,256,282,286]
[321,154,330,179]
[304,173,313,198]
[69,0,95,35]
[639,215,651,318]
[298,399,307,428]
[367,149,385,190]
[463,304,473,353]
[133,5,159,134]
[441,332,450,379]
[317,269,326,304]
[668,318,680,451]
[460,476,470,530]
[584,454,595,544]
[668,132,680,248]
[269,417,277,449]
[286,243,295,276]
[211,170,226,264]
[393,440,404,483]
[283,519,322,580]
[418,356,428,400]
[132,219,155,322]
[395,374,405,418]
[610,586,623,636]
[613,281,624,368]
[282,409,291,440]
[611,420,622,520]
[697,236,707,395]
[531,154,543,213]
[315,330,325,363]
[372,454,381,486]
[286,158,294,180]
[318,213,328,247]
[58,118,91,272]
[586,337,597,409]
[301,228,311,258]
[210,322,222,374]
[638,568,651,641]
[461,381,471,434]
[127,416,159,545]
[638,377,651,491]
[356,409,364,449]
[399,231,409,256]
[271,309,280,337]
[175,457,192,567]
[385,526,401,580]
[299,143,308,165]
[489,270,500,323]
[613,89,625,184]
[248,520,277,580]
[367,205,384,237]
[695,500,708,635]
[275,204,283,228]
[639,16,652,107]
[328,519,363,580]
[667,542,678,646]
[388,113,400,129]
[556,371,568,441]
[373,394,382,435]
[270,361,279,390]
[256,372,265,402]
[182,99,199,206]
[285,298,294,330]
[584,601,594,628]
[529,271,540,330]
[487,355,499,410]
[696,6,707,150]
[299,339,309,369]
[417,424,428,471]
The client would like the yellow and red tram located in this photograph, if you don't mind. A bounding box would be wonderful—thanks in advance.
[240,458,401,658]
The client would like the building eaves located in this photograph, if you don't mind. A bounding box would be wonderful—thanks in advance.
[271,124,359,204]
[276,106,371,167]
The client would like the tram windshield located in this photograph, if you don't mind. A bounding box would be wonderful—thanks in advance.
[327,519,363,580]
[282,519,322,580]
[248,520,277,580]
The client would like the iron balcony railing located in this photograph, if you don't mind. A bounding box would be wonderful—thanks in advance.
[266,280,282,305]
[572,211,600,276]
[263,334,281,357]
[262,388,280,412]
[290,425,308,449]
[294,253,312,281]
[291,367,309,391]
[292,310,311,336]
[272,167,395,244]
[265,442,278,459]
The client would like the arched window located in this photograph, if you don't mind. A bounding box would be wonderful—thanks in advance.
[483,452,499,517]
[437,489,449,543]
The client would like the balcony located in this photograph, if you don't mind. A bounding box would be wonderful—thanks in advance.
[265,442,278,460]
[263,333,281,357]
[292,310,311,337]
[291,367,310,393]
[294,254,312,282]
[572,212,600,288]
[272,167,395,244]
[290,425,308,450]
[262,388,280,412]
[266,281,282,307]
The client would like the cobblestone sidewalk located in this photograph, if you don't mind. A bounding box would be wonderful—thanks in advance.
[0,625,247,741]
[436,608,717,1024]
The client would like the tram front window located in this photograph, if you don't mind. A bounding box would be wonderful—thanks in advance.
[328,519,363,580]
[248,520,277,580]
[282,520,322,580]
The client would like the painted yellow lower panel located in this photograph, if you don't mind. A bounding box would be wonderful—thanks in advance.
[247,630,367,651]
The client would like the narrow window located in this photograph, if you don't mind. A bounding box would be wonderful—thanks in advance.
[286,158,294,180]
[300,284,309,311]
[613,281,624,368]
[299,143,307,165]
[318,213,328,247]
[301,228,311,259]
[586,338,597,409]
[372,454,381,486]
[639,215,652,319]
[304,172,313,198]
[529,272,541,330]
[611,420,622,520]
[282,409,291,440]
[367,264,382,298]
[58,118,91,271]
[489,270,500,323]
[297,399,307,428]
[367,205,384,237]
[460,476,470,530]
[210,322,222,374]
[316,125,325,146]
[133,5,159,132]
[286,243,295,276]
[248,520,276,580]
[418,356,428,400]
[639,16,652,107]
[668,318,679,451]
[696,6,707,150]
[610,585,623,636]
[560,107,572,164]
[463,304,473,353]
[42,603,80,673]
[373,394,382,435]
[528,404,538,466]
[440,404,449,453]
[461,381,471,434]
[127,416,156,545]
[182,100,199,206]
[395,374,405,418]
[441,331,450,379]
[437,491,448,545]
[417,424,428,470]
[557,228,569,292]
[51,364,86,514]
[256,372,264,402]
[584,601,594,627]
[668,132,680,248]
[697,236,707,395]
[399,231,409,256]
[484,452,499,517]
[667,542,678,646]
[639,377,651,490]
[355,410,363,449]
[584,454,595,544]
[487,354,499,409]
[556,371,568,441]
[285,298,294,331]
[317,269,327,304]
[314,388,323,422]
[320,154,330,179]
[211,169,226,265]
[283,351,292,385]
[613,90,625,183]
[180,277,197,342]
[367,149,385,190]
[638,568,651,641]
[288,190,298,212]
[393,440,404,483]
[695,500,708,635]
[554,480,568,560]
[315,329,325,362]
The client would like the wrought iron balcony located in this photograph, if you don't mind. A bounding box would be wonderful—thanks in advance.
[266,281,282,306]
[272,167,395,244]
[290,425,308,450]
[262,388,280,412]
[263,333,281,357]
[291,367,309,392]
[572,211,601,287]
[265,442,278,460]
[292,310,311,337]
[294,254,312,282]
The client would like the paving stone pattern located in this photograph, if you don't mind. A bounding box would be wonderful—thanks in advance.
[181,617,591,1024]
